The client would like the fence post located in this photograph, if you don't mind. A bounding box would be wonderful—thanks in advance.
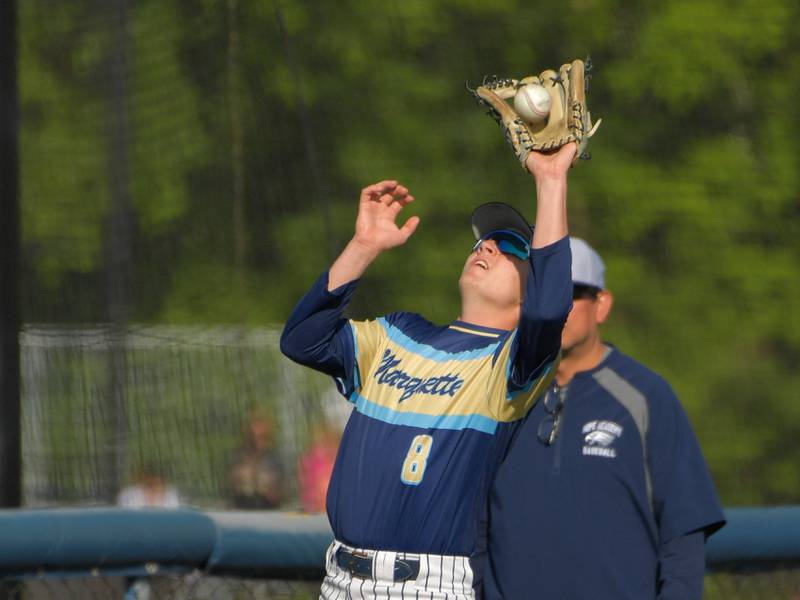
[0,1,21,597]
[0,0,21,511]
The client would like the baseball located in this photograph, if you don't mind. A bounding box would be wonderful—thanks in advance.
[514,84,551,124]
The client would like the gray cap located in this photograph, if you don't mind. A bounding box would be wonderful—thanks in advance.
[570,237,605,289]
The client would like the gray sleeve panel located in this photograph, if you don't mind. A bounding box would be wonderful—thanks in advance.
[592,367,653,514]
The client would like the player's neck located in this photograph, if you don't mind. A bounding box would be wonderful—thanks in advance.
[556,336,607,386]
[458,301,519,331]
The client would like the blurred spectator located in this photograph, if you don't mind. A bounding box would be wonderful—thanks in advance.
[117,464,181,600]
[118,464,180,508]
[297,423,340,513]
[229,408,286,509]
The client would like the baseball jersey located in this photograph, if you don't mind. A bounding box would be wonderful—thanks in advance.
[484,347,725,600]
[281,237,571,557]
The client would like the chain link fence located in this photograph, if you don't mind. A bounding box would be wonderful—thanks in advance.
[4,568,800,599]
[4,575,319,600]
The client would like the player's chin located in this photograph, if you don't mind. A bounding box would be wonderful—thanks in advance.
[459,267,489,289]
[459,268,478,283]
[560,334,586,357]
[458,274,480,299]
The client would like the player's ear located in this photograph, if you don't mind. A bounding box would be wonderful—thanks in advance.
[594,290,613,325]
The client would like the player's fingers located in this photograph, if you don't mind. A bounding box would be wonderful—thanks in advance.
[390,195,415,215]
[360,180,398,203]
[399,215,420,241]
[363,180,398,193]
[378,184,410,206]
[378,192,396,206]
[391,184,409,198]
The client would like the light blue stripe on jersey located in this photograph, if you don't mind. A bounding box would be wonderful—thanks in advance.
[353,393,498,434]
[349,323,361,402]
[378,318,503,363]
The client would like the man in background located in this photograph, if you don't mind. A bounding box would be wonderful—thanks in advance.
[229,409,286,509]
[484,237,725,600]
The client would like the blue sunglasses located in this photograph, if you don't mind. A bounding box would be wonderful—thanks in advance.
[472,229,531,261]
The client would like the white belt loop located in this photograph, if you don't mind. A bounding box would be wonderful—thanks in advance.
[374,550,397,583]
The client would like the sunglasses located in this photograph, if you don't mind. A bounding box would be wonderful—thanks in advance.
[472,230,531,261]
[537,387,565,446]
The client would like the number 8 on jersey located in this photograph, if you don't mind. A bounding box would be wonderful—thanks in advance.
[401,435,433,485]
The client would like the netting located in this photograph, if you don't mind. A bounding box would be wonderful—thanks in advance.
[6,0,800,597]
[21,326,345,508]
[15,0,800,512]
[9,5,800,598]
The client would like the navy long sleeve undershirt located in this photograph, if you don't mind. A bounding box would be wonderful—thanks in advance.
[657,529,706,600]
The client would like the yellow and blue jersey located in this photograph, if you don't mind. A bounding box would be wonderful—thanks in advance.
[281,237,572,556]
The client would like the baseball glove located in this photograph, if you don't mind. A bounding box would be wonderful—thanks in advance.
[468,58,601,169]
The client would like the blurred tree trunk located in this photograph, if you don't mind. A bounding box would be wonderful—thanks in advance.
[229,0,246,296]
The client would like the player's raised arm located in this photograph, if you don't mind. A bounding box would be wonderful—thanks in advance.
[327,180,419,290]
[280,180,417,377]
[525,142,576,249]
[505,143,576,393]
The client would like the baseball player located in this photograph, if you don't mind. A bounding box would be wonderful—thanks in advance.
[483,238,726,600]
[280,143,576,599]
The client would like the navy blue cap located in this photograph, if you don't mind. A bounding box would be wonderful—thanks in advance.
[470,202,533,242]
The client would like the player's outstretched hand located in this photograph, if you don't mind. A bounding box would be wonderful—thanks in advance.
[353,180,419,254]
[327,180,419,290]
[524,142,578,181]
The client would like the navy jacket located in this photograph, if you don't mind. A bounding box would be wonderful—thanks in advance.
[484,347,725,599]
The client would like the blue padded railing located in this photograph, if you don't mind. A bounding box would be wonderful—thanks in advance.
[0,506,798,579]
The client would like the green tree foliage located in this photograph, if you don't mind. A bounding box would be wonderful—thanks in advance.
[18,0,800,504]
